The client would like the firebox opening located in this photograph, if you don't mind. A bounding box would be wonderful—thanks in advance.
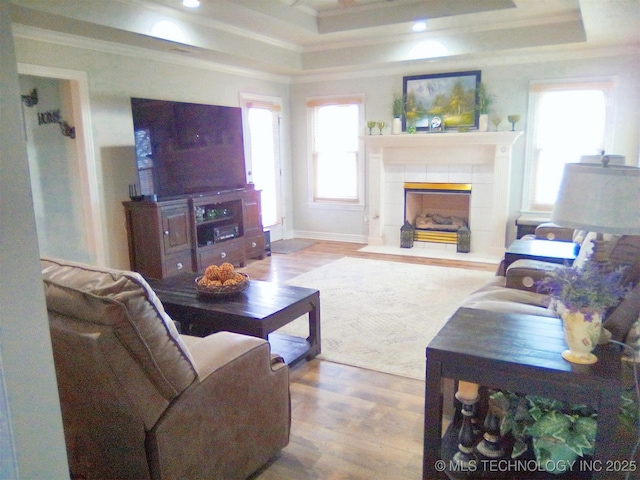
[404,182,471,244]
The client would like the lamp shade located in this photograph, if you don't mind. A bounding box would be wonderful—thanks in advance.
[551,163,640,235]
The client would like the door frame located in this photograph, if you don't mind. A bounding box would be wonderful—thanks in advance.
[239,93,284,242]
[18,63,105,266]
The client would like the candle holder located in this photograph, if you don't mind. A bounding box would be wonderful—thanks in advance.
[452,384,480,469]
[477,403,505,458]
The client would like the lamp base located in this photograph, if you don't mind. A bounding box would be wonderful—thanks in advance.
[561,350,598,365]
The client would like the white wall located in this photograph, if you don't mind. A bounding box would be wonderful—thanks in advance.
[290,52,639,246]
[13,34,292,269]
[0,2,69,477]
[10,18,640,263]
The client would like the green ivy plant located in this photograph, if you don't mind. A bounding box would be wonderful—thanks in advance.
[490,392,598,473]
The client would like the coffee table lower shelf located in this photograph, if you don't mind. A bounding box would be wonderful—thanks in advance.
[268,332,312,366]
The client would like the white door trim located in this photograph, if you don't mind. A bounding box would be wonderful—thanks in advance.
[240,92,284,241]
[17,63,106,266]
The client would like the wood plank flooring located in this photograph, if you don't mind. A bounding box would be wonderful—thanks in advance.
[242,240,496,480]
[240,240,496,284]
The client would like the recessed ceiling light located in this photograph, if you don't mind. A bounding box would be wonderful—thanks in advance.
[412,20,427,32]
[182,0,200,8]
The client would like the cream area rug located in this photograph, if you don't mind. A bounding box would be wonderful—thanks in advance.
[279,257,495,380]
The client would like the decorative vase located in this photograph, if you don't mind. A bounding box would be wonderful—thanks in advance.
[560,310,602,365]
[478,114,489,132]
[392,117,402,135]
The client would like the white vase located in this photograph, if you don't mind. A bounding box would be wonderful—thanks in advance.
[392,117,402,135]
[561,310,602,365]
[478,114,489,132]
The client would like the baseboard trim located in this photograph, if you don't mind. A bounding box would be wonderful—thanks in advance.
[291,230,366,244]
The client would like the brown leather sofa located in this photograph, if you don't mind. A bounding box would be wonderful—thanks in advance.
[41,257,290,480]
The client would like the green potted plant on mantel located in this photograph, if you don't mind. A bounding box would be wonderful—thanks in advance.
[476,83,494,132]
[392,94,405,135]
[537,258,629,365]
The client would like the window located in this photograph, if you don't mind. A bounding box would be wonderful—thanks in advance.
[308,95,363,205]
[522,79,615,213]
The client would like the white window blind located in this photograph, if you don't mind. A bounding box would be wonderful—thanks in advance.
[522,79,615,212]
[308,95,363,204]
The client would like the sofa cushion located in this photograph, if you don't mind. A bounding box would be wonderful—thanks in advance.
[535,223,575,242]
[41,257,196,401]
[603,281,640,342]
[461,276,558,318]
[505,259,561,291]
[600,236,640,341]
[609,235,640,276]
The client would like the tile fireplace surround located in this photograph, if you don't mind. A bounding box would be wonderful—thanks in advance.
[362,131,522,263]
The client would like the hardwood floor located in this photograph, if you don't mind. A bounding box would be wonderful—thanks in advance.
[239,239,496,284]
[241,240,495,480]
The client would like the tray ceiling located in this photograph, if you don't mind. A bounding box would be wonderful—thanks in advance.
[7,0,639,77]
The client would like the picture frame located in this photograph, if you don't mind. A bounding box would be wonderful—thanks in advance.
[402,70,481,131]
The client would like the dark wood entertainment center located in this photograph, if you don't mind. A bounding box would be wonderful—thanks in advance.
[123,187,265,279]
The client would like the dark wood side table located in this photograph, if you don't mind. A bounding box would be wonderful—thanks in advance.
[423,307,623,480]
[504,238,580,270]
[147,273,321,366]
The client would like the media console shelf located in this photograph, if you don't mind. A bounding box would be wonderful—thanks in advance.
[124,188,265,279]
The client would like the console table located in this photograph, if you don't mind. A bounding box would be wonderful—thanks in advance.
[424,308,624,480]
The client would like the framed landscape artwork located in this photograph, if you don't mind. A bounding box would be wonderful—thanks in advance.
[402,70,481,131]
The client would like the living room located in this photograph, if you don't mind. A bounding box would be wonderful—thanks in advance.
[1,0,639,478]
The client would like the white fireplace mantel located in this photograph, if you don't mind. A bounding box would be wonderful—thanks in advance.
[361,131,522,150]
[362,131,522,256]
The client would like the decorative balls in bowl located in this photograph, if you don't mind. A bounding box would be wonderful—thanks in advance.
[195,262,249,297]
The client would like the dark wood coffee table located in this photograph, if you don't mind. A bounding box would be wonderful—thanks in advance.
[147,273,320,366]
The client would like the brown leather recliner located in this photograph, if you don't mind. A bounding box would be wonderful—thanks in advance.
[41,257,290,480]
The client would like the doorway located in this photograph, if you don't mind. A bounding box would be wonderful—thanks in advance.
[240,93,284,241]
[18,64,104,265]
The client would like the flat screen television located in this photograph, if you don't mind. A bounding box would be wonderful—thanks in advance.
[131,97,247,199]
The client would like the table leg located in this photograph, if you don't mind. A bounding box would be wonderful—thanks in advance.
[592,388,622,479]
[423,356,446,480]
[306,293,321,359]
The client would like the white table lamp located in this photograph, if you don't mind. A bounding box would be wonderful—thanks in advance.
[551,161,640,262]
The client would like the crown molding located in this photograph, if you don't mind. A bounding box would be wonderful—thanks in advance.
[291,42,639,84]
[11,23,291,84]
[11,22,637,86]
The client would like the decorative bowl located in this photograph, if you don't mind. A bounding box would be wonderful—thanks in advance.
[195,273,249,297]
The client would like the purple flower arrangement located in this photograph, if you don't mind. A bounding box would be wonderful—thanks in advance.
[537,258,629,320]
